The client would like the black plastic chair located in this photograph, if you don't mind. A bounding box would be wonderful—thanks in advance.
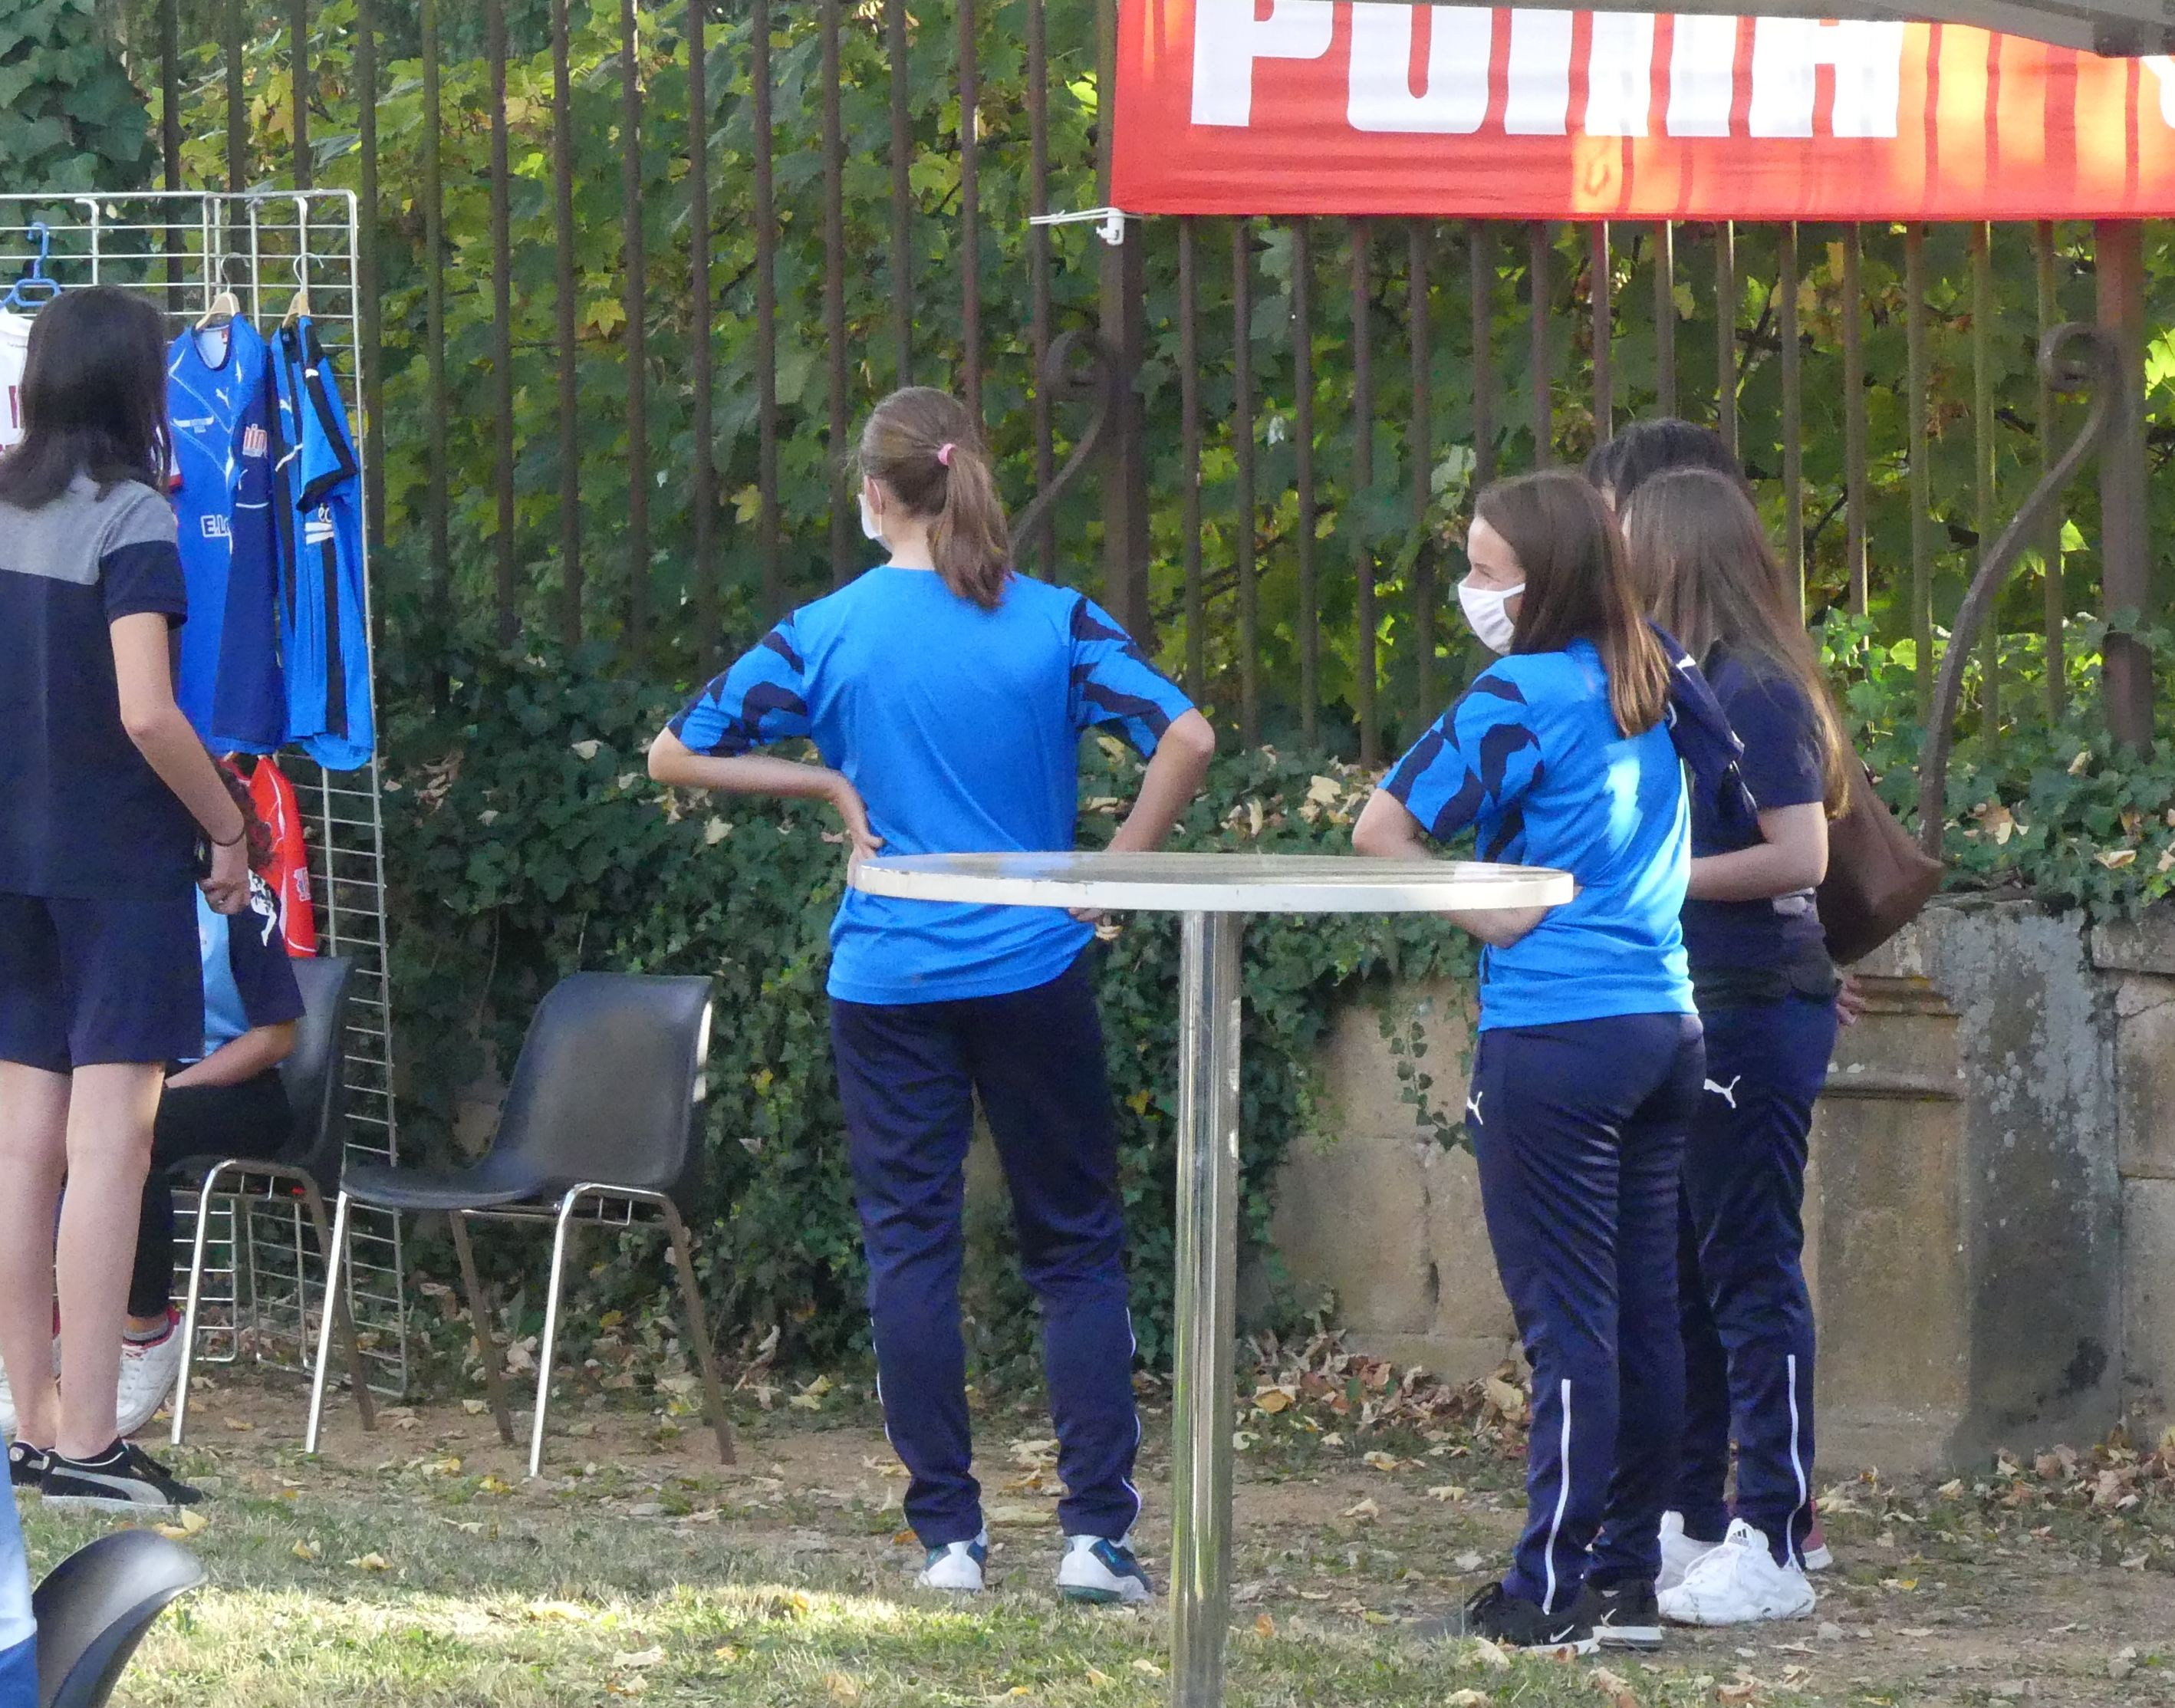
[306,972,732,1476]
[168,954,377,1445]
[32,1530,204,1708]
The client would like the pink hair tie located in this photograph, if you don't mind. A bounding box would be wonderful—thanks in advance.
[936,442,956,468]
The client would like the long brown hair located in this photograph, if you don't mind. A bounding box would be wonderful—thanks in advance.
[1619,468,1850,815]
[856,387,1011,609]
[1474,470,1670,738]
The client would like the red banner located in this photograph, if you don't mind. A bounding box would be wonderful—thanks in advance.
[1112,2,2175,219]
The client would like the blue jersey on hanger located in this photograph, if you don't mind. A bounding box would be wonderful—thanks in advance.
[271,317,373,769]
[169,317,285,752]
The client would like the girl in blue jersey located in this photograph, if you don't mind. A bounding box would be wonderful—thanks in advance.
[1620,468,1849,1627]
[650,387,1215,1603]
[1354,470,1707,1655]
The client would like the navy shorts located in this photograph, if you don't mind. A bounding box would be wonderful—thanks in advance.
[0,890,202,1071]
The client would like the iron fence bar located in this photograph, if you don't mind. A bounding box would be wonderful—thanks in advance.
[291,0,310,189]
[1409,222,1434,715]
[1778,223,1803,611]
[959,0,983,425]
[1653,220,1675,416]
[1234,219,1259,747]
[1589,222,1612,445]
[1469,222,1494,487]
[1293,218,1318,751]
[357,0,383,555]
[1842,225,1867,616]
[1095,0,1149,636]
[1973,222,1997,739]
[1528,222,1551,465]
[1907,223,1932,715]
[752,0,781,619]
[421,0,449,692]
[161,0,181,294]
[488,0,517,645]
[2037,221,2065,717]
[1351,219,1377,767]
[1027,0,1054,576]
[1716,221,1737,459]
[889,0,913,389]
[620,0,650,652]
[822,0,852,586]
[1180,219,1203,702]
[552,0,583,643]
[688,0,717,662]
[225,0,245,191]
[2095,219,2153,750]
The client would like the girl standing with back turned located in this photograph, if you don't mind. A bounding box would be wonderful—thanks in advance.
[0,286,252,1513]
[650,387,1216,1602]
[1354,469,1716,1655]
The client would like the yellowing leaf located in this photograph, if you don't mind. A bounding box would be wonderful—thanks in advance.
[1253,1387,1293,1414]
[2070,747,2094,775]
[479,1475,515,1495]
[2098,847,2137,870]
[1084,1667,1113,1687]
[1130,1659,1164,1678]
[1428,1483,1469,1502]
[347,1552,390,1571]
[1341,1496,1380,1521]
[292,1539,321,1561]
[1483,1375,1527,1418]
[1254,1612,1276,1637]
[1469,1635,1513,1669]
[788,1391,824,1410]
[1127,1088,1153,1116]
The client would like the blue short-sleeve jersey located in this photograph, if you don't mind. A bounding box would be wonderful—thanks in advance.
[670,566,1196,1006]
[1383,640,1694,1032]
[1682,644,1830,971]
[192,880,305,1062]
[169,318,285,753]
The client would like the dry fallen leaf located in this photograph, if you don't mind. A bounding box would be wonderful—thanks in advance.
[1254,1387,1293,1415]
[1427,1484,1469,1502]
[347,1552,390,1572]
[1130,1658,1163,1677]
[1341,1496,1380,1521]
[1469,1636,1513,1670]
[1591,1667,1638,1708]
[1254,1612,1276,1637]
[615,1648,666,1669]
[1445,1693,1491,1708]
[291,1539,321,1562]
[1083,1667,1112,1688]
[1482,1376,1526,1418]
[821,1673,861,1704]
[461,1399,488,1416]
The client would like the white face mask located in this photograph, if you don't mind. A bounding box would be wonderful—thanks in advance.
[857,491,885,544]
[1457,576,1525,654]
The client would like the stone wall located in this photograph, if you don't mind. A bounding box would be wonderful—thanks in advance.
[1273,897,2173,1473]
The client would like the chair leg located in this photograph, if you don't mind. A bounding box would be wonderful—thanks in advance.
[304,1190,353,1455]
[527,1190,583,1480]
[298,1177,376,1435]
[170,1163,235,1449]
[448,1212,515,1448]
[661,1202,735,1466]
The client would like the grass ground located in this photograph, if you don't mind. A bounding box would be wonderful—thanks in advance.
[19,1364,2175,1708]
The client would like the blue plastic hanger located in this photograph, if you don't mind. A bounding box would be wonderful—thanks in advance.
[3,222,58,312]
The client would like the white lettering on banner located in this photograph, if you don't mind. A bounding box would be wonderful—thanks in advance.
[1505,9,1574,134]
[1586,13,1657,137]
[2147,56,2175,125]
[1191,0,1334,128]
[1748,20,1905,137]
[1668,15,1739,137]
[1347,3,1492,134]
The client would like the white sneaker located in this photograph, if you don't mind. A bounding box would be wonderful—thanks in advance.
[1658,1519,1817,1626]
[1056,1534,1153,1605]
[0,1331,63,1440]
[115,1314,186,1438]
[1658,1510,1722,1594]
[916,1531,989,1593]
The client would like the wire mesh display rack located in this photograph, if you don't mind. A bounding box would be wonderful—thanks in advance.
[0,189,407,1397]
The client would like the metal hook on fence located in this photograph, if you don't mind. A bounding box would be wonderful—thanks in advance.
[1009,328,1125,559]
[1916,321,2120,857]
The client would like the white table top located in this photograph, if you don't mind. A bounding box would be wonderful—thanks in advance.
[849,851,1574,914]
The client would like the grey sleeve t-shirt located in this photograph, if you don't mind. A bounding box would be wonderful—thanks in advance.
[0,473,197,899]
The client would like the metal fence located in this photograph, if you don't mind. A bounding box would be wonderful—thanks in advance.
[129,1,2158,762]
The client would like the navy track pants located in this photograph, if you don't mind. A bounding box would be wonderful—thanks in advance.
[1673,991,1836,1568]
[1467,1012,1705,1611]
[831,955,1140,1548]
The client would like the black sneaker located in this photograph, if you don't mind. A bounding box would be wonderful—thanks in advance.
[41,1440,201,1514]
[6,1440,51,1491]
[1578,1577,1663,1650]
[1416,1581,1598,1655]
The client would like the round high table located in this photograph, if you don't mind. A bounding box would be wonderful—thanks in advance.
[850,852,1573,1708]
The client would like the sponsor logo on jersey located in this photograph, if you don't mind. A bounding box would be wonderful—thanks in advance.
[242,424,269,459]
[304,509,336,545]
[172,415,216,431]
[200,513,232,540]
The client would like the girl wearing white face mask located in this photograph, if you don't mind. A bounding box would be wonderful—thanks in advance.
[1355,470,1755,1657]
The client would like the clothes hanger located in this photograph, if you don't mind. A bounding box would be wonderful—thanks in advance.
[282,252,310,327]
[2,222,59,312]
[196,256,241,329]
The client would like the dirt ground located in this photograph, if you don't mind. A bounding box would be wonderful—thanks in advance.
[141,1366,2175,1706]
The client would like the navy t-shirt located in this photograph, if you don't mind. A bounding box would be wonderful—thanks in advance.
[670,566,1196,1006]
[1681,644,1830,972]
[0,474,196,900]
[190,880,304,1063]
[1382,640,1695,1032]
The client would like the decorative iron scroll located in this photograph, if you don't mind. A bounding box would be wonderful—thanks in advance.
[1009,327,1124,561]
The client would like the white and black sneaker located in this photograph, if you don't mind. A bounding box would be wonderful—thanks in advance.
[1056,1535,1153,1605]
[1417,1581,1598,1656]
[6,1440,51,1492]
[41,1440,202,1515]
[1577,1578,1663,1650]
[916,1531,989,1594]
